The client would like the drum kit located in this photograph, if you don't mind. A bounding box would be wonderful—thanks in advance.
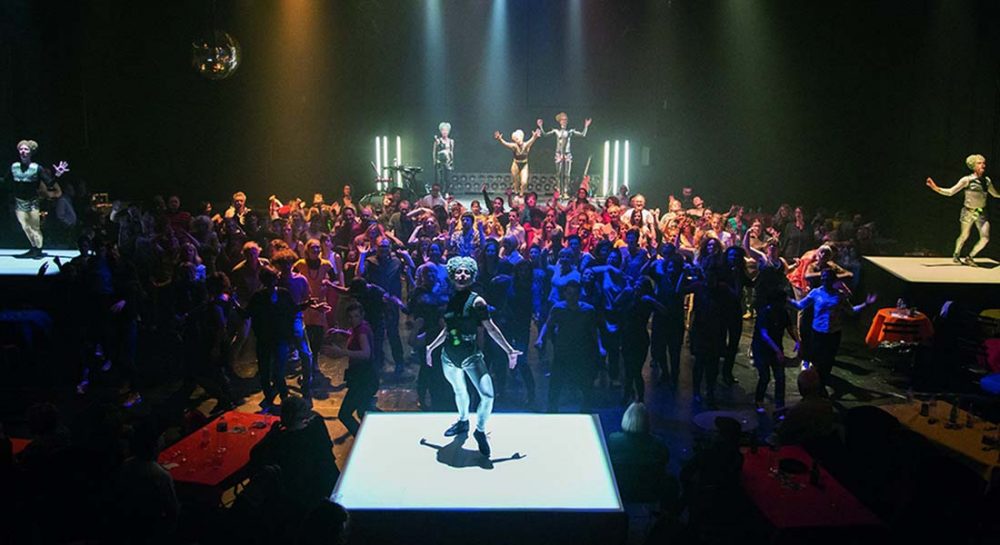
[360,161,424,208]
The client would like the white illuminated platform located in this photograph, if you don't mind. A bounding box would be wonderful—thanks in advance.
[0,249,76,276]
[332,413,626,545]
[333,412,622,511]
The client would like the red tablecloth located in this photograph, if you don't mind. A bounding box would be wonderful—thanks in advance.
[158,410,278,487]
[10,438,31,456]
[741,445,881,529]
[865,308,934,349]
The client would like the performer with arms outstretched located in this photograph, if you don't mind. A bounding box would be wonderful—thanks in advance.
[6,140,69,258]
[495,128,541,195]
[537,113,591,195]
[926,154,999,266]
[426,256,522,457]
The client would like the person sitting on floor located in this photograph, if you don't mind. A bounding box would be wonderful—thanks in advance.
[250,395,341,513]
[773,367,835,446]
[606,402,671,504]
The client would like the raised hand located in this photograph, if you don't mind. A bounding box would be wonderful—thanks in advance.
[37,262,49,276]
[532,128,542,138]
[494,131,502,140]
[584,118,592,127]
[53,161,70,177]
[925,177,937,189]
[865,293,878,305]
[536,118,544,128]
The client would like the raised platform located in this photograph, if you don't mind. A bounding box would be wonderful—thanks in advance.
[332,412,625,545]
[862,256,1000,310]
[0,249,76,276]
[864,256,1000,284]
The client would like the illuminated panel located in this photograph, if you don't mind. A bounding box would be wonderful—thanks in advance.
[332,413,622,511]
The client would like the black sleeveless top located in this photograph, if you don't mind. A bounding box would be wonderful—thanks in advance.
[442,289,490,361]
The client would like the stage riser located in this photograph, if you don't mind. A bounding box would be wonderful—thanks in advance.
[347,510,626,545]
[442,172,604,196]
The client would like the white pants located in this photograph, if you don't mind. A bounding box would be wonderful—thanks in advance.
[16,207,43,249]
[442,350,495,432]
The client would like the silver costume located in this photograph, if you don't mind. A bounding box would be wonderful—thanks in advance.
[542,123,588,194]
[932,174,999,258]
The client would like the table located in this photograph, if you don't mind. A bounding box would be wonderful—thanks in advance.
[741,445,881,530]
[10,437,31,456]
[158,410,278,488]
[865,308,934,349]
[880,400,1000,483]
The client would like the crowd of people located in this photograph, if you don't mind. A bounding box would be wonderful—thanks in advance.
[1,173,884,543]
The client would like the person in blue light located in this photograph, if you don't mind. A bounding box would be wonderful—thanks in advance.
[425,256,521,457]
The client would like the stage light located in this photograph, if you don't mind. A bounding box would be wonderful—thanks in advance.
[613,140,620,196]
[603,140,610,196]
[382,136,389,186]
[395,136,402,187]
[624,140,630,192]
[375,136,382,181]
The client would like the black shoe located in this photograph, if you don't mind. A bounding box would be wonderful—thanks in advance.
[964,256,980,267]
[30,248,45,259]
[14,248,35,259]
[953,255,962,264]
[444,419,469,437]
[473,429,491,457]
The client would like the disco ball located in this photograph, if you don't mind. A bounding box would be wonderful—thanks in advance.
[192,29,241,80]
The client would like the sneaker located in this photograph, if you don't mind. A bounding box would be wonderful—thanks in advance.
[473,429,491,457]
[444,419,469,437]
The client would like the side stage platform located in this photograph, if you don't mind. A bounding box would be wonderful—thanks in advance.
[332,413,626,545]
[0,248,76,276]
[862,256,1000,310]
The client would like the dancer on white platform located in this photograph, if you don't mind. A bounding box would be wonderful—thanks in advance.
[926,154,999,266]
[426,256,521,457]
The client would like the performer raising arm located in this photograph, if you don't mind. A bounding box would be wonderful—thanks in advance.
[537,113,592,195]
[495,128,541,195]
[425,256,522,457]
[7,140,69,258]
[926,154,999,266]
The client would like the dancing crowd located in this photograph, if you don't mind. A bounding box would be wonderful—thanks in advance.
[2,173,883,543]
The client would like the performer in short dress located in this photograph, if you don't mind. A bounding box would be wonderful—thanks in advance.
[433,122,455,194]
[494,128,541,195]
[425,256,521,457]
[537,113,591,195]
[6,140,69,258]
[926,154,999,266]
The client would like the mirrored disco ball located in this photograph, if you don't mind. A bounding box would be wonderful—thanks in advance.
[192,30,241,80]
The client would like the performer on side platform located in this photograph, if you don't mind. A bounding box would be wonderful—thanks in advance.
[926,154,999,266]
[433,122,455,194]
[494,128,541,195]
[537,113,591,195]
[425,256,521,457]
[6,140,69,258]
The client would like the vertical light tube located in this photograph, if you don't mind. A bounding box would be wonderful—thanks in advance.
[382,136,389,184]
[624,140,630,191]
[613,140,620,195]
[375,136,382,189]
[602,140,610,196]
[396,135,402,187]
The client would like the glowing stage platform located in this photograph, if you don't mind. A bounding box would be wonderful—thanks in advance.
[332,413,626,545]
[0,249,76,276]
